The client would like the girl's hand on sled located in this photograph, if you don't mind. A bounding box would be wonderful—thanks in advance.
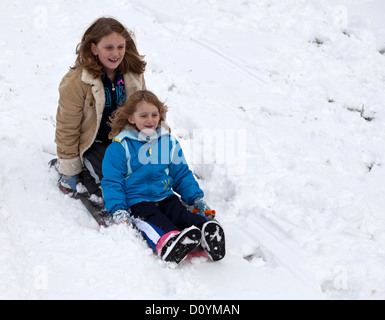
[112,209,132,225]
[193,197,209,212]
[193,198,216,220]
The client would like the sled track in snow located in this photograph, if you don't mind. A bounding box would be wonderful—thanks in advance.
[191,38,270,88]
[134,4,270,89]
[235,215,318,289]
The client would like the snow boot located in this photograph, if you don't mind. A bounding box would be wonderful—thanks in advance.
[157,226,202,264]
[201,221,226,261]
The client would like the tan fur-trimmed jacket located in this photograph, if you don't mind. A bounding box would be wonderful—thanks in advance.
[55,67,146,176]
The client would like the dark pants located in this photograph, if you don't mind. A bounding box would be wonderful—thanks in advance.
[82,141,109,196]
[130,195,208,234]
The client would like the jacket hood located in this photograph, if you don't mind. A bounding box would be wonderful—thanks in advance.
[115,126,170,144]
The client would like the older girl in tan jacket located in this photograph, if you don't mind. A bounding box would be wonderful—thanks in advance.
[55,17,146,195]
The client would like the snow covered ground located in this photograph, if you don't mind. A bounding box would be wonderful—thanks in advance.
[1,0,385,300]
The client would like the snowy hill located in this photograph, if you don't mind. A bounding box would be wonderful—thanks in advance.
[1,0,385,300]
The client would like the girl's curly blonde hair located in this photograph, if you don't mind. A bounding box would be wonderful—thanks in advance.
[108,90,169,139]
[73,17,146,78]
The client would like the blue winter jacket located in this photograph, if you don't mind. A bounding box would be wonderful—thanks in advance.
[101,127,204,214]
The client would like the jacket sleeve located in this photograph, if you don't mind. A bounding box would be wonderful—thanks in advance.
[55,71,85,176]
[101,142,128,214]
[168,138,204,206]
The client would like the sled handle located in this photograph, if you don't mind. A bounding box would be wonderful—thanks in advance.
[192,208,216,218]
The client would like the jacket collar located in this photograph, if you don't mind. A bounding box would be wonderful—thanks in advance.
[80,69,105,136]
[81,69,102,87]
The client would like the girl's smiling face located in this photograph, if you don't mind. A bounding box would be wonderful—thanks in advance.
[91,32,126,76]
[128,101,161,133]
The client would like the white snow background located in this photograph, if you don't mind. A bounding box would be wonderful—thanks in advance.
[1,0,385,300]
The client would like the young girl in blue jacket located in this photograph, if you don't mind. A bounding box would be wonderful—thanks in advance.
[101,90,225,264]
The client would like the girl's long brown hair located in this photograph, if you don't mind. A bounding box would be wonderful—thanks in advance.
[73,17,146,78]
[108,90,169,139]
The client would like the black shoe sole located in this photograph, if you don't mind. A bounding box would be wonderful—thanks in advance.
[202,222,226,261]
[162,227,202,264]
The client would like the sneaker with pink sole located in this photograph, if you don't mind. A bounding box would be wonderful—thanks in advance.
[156,226,202,264]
